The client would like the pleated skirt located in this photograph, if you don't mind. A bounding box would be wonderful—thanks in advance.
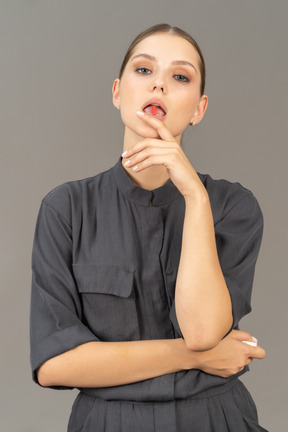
[67,379,268,432]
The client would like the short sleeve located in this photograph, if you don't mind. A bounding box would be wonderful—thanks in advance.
[30,200,99,389]
[214,191,264,328]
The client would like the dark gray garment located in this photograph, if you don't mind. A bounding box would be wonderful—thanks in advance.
[30,157,267,431]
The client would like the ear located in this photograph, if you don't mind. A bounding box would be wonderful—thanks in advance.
[190,94,208,125]
[112,78,121,109]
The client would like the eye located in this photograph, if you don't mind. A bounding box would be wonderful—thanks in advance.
[136,67,151,74]
[174,74,190,83]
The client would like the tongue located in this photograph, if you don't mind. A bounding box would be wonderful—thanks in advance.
[143,104,165,116]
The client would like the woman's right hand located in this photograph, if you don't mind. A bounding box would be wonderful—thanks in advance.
[182,330,266,378]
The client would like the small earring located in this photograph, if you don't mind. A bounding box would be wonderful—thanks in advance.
[190,120,196,126]
[117,104,120,110]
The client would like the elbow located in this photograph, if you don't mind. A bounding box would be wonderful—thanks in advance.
[36,358,57,387]
[36,367,49,387]
[183,329,222,352]
[182,316,233,352]
[185,338,218,352]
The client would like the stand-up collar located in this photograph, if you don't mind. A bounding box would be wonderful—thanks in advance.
[112,157,181,207]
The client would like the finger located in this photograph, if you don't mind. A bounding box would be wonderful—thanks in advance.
[229,330,253,342]
[250,346,266,360]
[136,111,174,142]
[123,139,177,160]
[242,344,266,360]
[242,340,257,347]
[124,146,177,169]
[129,154,170,173]
[229,330,258,345]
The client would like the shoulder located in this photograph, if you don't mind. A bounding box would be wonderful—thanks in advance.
[197,172,263,226]
[41,165,114,222]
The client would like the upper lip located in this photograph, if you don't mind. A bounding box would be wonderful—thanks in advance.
[141,98,167,115]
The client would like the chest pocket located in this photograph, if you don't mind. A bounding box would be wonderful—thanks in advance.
[73,264,140,342]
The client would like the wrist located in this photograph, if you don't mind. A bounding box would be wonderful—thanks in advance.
[174,338,201,371]
[184,188,209,205]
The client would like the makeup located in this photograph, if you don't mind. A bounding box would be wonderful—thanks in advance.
[242,338,258,347]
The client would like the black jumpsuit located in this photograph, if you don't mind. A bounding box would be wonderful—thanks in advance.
[30,157,268,431]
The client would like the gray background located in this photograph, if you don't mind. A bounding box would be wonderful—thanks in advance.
[1,0,287,430]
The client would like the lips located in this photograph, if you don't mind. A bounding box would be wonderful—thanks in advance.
[142,98,167,118]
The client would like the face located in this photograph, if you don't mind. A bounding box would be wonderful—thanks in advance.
[112,33,208,143]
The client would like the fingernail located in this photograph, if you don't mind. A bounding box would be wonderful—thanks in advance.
[242,341,257,347]
[132,165,138,171]
[124,160,130,167]
[122,150,127,158]
[136,110,144,116]
[252,336,258,344]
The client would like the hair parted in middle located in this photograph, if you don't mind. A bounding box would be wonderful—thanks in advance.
[118,23,206,96]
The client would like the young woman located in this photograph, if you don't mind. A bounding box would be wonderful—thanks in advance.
[30,24,268,431]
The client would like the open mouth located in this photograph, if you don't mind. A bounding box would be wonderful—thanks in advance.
[143,104,166,116]
[142,100,167,119]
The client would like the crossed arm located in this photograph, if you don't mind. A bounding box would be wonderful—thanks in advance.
[37,330,265,388]
[37,196,265,388]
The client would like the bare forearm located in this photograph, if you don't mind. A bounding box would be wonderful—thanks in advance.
[175,193,233,350]
[37,338,195,388]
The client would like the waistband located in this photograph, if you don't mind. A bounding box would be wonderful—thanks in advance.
[80,377,239,403]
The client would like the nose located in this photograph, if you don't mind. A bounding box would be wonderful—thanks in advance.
[153,83,165,93]
[152,72,167,94]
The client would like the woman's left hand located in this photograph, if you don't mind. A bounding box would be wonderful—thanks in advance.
[122,111,207,200]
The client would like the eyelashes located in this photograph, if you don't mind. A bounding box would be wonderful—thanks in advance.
[174,74,190,83]
[135,67,152,74]
[135,67,190,83]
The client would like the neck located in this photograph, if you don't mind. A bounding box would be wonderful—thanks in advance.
[121,127,171,191]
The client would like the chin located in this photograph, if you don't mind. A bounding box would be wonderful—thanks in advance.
[140,128,160,139]
[126,123,160,140]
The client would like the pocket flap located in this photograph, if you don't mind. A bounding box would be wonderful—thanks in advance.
[73,264,134,298]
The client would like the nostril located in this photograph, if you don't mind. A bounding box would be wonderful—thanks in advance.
[153,83,164,91]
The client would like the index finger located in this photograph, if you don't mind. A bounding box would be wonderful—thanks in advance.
[229,330,254,342]
[136,111,174,142]
[249,345,266,360]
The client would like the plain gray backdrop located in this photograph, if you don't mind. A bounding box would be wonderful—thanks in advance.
[1,1,287,430]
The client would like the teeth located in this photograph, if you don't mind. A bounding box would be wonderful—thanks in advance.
[143,103,166,116]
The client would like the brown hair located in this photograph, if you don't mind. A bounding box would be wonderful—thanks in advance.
[119,23,206,96]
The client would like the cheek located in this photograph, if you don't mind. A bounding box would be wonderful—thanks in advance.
[169,99,195,126]
[119,75,139,99]
[119,87,139,115]
[165,106,195,137]
[166,119,190,137]
[177,98,198,124]
[181,93,198,111]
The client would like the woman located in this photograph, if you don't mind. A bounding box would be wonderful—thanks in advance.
[30,24,268,431]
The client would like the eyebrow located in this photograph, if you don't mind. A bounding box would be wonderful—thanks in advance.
[131,53,197,73]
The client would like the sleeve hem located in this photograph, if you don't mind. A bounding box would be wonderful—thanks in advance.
[169,302,183,338]
[31,324,99,389]
[224,276,252,329]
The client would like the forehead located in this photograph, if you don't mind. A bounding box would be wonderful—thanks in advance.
[131,33,201,68]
